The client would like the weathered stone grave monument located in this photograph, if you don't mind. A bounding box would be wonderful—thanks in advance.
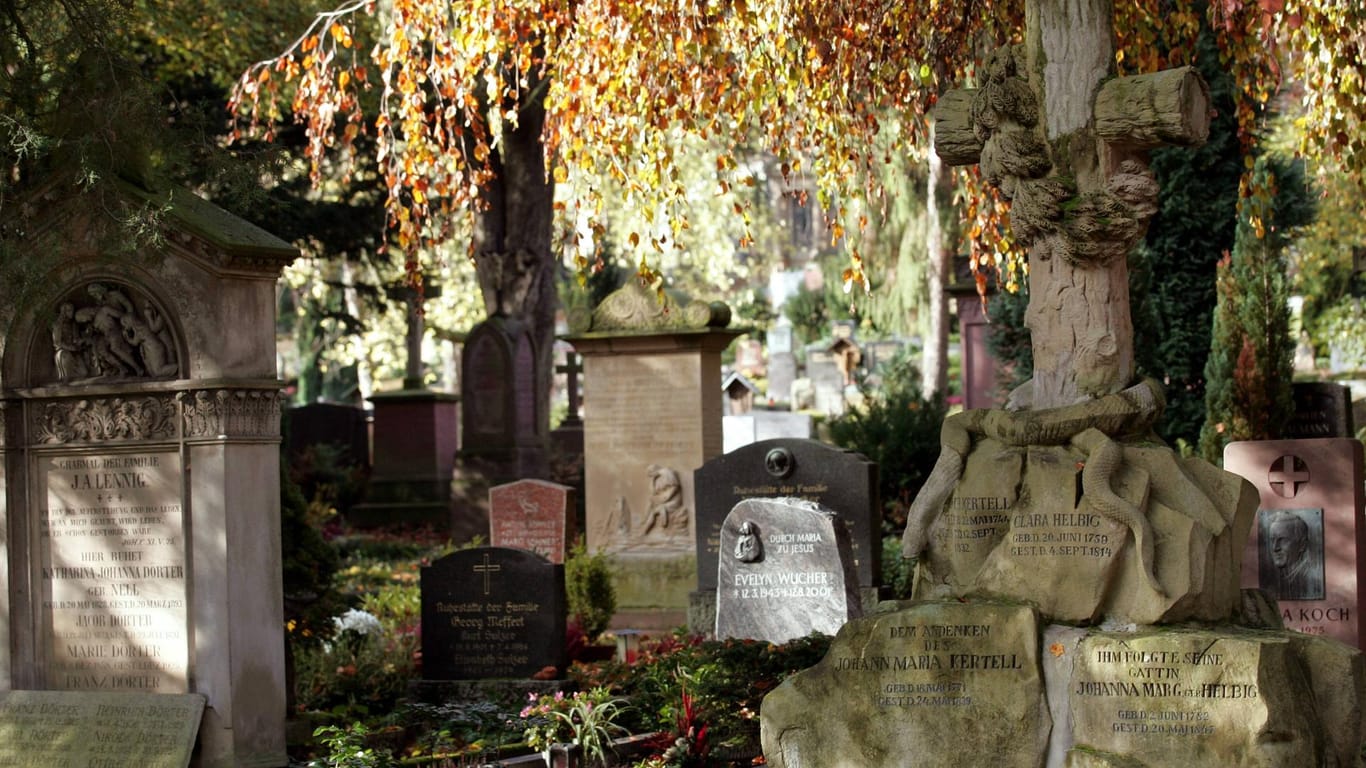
[284,401,369,473]
[0,187,295,766]
[693,438,879,631]
[352,387,459,527]
[419,546,566,681]
[715,498,861,643]
[1226,438,1366,647]
[453,316,548,544]
[0,690,205,768]
[488,478,575,563]
[566,280,740,626]
[761,4,1366,765]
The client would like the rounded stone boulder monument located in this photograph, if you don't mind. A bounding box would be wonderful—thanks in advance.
[0,185,297,767]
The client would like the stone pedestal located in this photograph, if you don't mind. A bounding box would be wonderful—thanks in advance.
[0,187,295,766]
[565,281,739,622]
[350,389,458,528]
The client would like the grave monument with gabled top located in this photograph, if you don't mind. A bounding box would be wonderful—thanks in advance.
[1,181,295,767]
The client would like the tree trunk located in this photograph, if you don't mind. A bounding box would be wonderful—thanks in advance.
[921,127,950,398]
[471,92,557,440]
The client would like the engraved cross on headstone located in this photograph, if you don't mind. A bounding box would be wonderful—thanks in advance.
[932,0,1210,409]
[472,552,502,595]
[555,351,583,424]
[1268,454,1310,499]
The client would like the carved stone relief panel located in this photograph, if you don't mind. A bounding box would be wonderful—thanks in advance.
[43,280,182,386]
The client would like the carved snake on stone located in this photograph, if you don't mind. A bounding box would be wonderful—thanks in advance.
[902,378,1166,594]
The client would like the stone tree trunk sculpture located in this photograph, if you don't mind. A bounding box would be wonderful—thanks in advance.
[900,0,1259,626]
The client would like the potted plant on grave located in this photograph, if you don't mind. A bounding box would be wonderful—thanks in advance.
[522,688,630,768]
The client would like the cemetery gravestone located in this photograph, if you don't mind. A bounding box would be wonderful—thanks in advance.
[694,438,879,592]
[566,280,739,624]
[805,348,846,416]
[421,547,566,680]
[453,317,548,544]
[1285,382,1354,439]
[761,602,1048,768]
[1227,438,1366,647]
[715,498,862,643]
[285,402,369,472]
[0,187,294,767]
[488,479,575,563]
[0,690,205,768]
[765,322,797,407]
[351,388,460,527]
[721,411,812,454]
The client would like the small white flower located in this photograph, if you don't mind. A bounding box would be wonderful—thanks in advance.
[333,608,383,637]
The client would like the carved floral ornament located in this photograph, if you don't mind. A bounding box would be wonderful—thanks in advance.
[45,280,182,386]
[29,389,283,445]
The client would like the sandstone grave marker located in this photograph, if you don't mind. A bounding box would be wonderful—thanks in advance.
[566,280,739,622]
[0,690,204,768]
[1227,438,1366,647]
[420,547,566,680]
[715,498,862,643]
[760,602,1048,768]
[488,479,575,563]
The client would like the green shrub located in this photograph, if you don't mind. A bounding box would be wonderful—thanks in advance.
[1318,298,1366,372]
[827,346,948,534]
[293,607,419,720]
[566,539,616,641]
[576,632,832,758]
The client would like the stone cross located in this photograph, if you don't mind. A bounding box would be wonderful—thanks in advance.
[387,279,442,390]
[555,350,583,424]
[1268,454,1310,499]
[934,0,1210,410]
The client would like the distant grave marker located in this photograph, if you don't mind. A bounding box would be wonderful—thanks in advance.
[421,547,566,680]
[1285,382,1354,439]
[489,479,575,563]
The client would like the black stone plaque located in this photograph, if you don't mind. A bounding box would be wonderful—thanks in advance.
[1286,382,1353,439]
[420,547,565,680]
[694,438,879,591]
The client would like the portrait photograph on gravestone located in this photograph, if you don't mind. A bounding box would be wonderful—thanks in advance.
[1257,508,1326,601]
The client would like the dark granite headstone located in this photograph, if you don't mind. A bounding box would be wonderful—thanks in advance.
[694,438,879,591]
[420,547,566,680]
[715,498,862,642]
[1285,382,1354,439]
[285,402,370,470]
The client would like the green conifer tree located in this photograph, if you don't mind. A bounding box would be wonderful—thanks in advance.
[1199,156,1314,462]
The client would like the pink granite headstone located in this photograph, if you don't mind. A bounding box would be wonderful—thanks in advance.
[1226,438,1366,649]
[488,479,576,563]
